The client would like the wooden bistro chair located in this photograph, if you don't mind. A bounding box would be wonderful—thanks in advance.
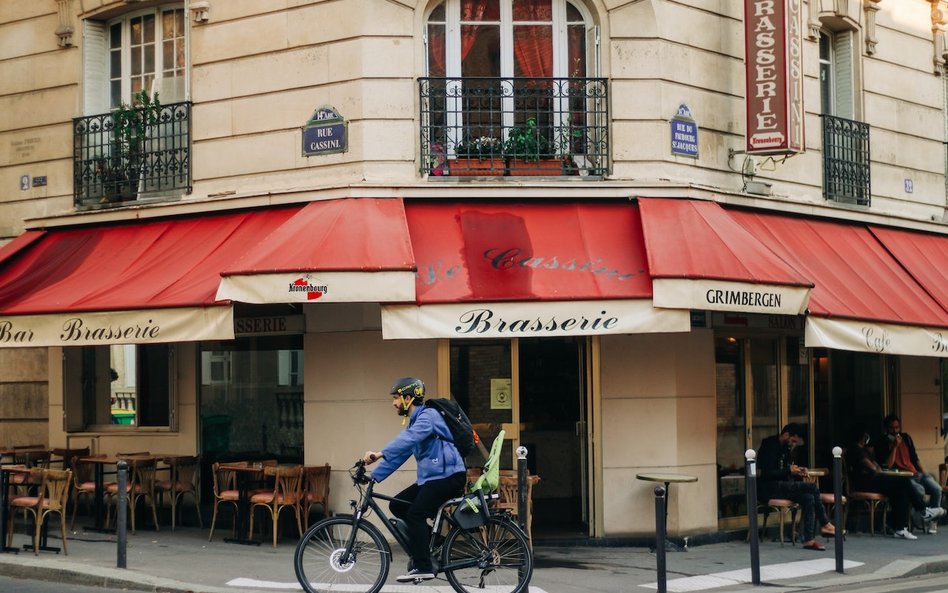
[106,457,160,534]
[69,454,106,529]
[249,465,304,547]
[302,464,331,529]
[845,469,888,536]
[6,468,72,555]
[208,461,243,542]
[156,455,203,531]
[496,471,540,545]
[756,497,800,546]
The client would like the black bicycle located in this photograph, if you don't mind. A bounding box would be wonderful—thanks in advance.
[294,460,533,593]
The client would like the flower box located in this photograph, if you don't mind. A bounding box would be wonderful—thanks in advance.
[450,157,506,177]
[507,157,563,176]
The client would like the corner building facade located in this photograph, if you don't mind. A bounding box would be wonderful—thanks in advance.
[1,0,947,541]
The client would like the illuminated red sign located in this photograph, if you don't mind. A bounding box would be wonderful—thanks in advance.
[744,0,804,154]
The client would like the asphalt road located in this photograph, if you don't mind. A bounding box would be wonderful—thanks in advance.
[0,575,144,593]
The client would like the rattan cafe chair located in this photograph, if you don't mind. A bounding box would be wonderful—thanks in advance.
[208,461,243,542]
[302,464,332,529]
[249,465,304,547]
[6,468,72,555]
[156,455,203,531]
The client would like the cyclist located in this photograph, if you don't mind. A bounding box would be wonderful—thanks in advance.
[363,377,467,583]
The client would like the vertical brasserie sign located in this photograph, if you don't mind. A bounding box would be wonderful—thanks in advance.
[744,0,803,154]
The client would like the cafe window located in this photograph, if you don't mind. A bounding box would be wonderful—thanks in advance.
[63,344,174,430]
[199,336,304,463]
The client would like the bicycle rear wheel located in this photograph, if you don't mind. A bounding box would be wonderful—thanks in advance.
[294,516,391,593]
[442,515,533,593]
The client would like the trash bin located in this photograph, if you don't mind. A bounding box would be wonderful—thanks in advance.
[202,414,232,453]
[111,409,136,425]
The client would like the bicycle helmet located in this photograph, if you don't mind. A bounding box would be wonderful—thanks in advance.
[391,377,425,400]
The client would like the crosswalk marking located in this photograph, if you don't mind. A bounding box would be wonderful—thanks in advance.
[639,558,864,592]
[227,577,550,592]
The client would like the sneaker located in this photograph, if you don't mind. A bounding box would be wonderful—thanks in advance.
[923,507,946,521]
[925,521,938,535]
[396,568,436,583]
[893,528,918,540]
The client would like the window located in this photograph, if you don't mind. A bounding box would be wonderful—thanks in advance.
[64,344,174,429]
[75,4,191,207]
[819,30,870,205]
[420,0,608,176]
[91,6,187,111]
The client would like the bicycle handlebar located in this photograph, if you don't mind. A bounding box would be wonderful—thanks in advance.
[350,459,374,485]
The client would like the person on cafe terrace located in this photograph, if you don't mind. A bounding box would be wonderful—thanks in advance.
[875,414,943,534]
[757,423,836,551]
[849,425,944,540]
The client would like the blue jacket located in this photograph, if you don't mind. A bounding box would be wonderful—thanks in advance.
[373,405,466,484]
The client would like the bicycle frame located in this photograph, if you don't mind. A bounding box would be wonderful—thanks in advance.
[340,477,499,574]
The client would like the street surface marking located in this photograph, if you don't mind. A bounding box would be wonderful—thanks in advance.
[640,558,863,592]
[227,578,549,592]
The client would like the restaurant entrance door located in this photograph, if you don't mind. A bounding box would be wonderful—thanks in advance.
[449,337,592,539]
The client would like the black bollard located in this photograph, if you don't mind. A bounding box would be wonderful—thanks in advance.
[116,460,128,569]
[655,485,667,593]
[833,446,844,573]
[745,449,760,586]
[516,446,530,593]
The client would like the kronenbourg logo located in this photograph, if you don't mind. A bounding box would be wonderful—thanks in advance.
[288,275,328,300]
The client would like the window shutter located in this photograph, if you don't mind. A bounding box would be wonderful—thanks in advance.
[586,25,600,78]
[833,30,854,120]
[83,19,108,115]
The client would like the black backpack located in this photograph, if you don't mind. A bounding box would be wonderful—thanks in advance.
[425,398,479,459]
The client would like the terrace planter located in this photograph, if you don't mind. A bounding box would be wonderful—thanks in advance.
[449,157,506,177]
[506,157,563,176]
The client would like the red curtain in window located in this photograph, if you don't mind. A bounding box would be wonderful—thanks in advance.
[513,25,553,78]
[428,24,446,76]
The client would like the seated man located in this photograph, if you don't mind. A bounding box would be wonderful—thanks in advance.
[757,423,835,551]
[849,427,944,540]
[875,414,943,533]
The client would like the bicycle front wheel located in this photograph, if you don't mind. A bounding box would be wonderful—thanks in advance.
[294,516,391,593]
[442,515,533,593]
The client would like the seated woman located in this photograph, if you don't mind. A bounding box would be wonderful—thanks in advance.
[847,427,944,540]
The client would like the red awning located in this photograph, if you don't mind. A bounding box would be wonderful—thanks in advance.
[217,198,416,304]
[0,208,302,347]
[729,209,948,356]
[381,201,690,339]
[638,198,811,314]
[870,226,948,316]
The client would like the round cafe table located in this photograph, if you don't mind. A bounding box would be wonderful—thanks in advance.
[879,469,914,478]
[636,473,698,552]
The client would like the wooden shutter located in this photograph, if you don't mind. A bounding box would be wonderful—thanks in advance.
[82,19,109,115]
[833,30,854,120]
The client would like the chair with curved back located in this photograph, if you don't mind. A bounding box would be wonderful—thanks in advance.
[804,468,847,538]
[208,461,243,541]
[6,468,72,555]
[69,454,105,529]
[845,459,888,536]
[106,456,160,534]
[302,464,331,529]
[249,465,304,547]
[156,455,203,531]
[757,498,799,546]
[496,470,540,546]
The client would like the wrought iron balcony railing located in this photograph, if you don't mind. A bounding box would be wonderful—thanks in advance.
[419,77,609,178]
[73,101,192,208]
[821,114,870,206]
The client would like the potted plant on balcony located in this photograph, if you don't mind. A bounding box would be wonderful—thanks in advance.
[450,135,505,177]
[99,89,161,203]
[504,117,561,176]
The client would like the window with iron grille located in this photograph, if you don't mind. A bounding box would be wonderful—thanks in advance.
[819,30,870,205]
[420,0,608,177]
[74,5,191,208]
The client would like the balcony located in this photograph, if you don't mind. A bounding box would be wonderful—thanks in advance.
[821,114,870,206]
[73,101,192,208]
[419,77,609,178]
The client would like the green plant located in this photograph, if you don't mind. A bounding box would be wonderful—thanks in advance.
[454,136,502,159]
[101,90,162,202]
[504,117,552,162]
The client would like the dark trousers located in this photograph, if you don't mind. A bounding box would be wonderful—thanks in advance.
[857,474,925,530]
[759,481,829,542]
[390,472,466,571]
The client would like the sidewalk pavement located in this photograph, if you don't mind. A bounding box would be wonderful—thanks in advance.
[2,523,948,593]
